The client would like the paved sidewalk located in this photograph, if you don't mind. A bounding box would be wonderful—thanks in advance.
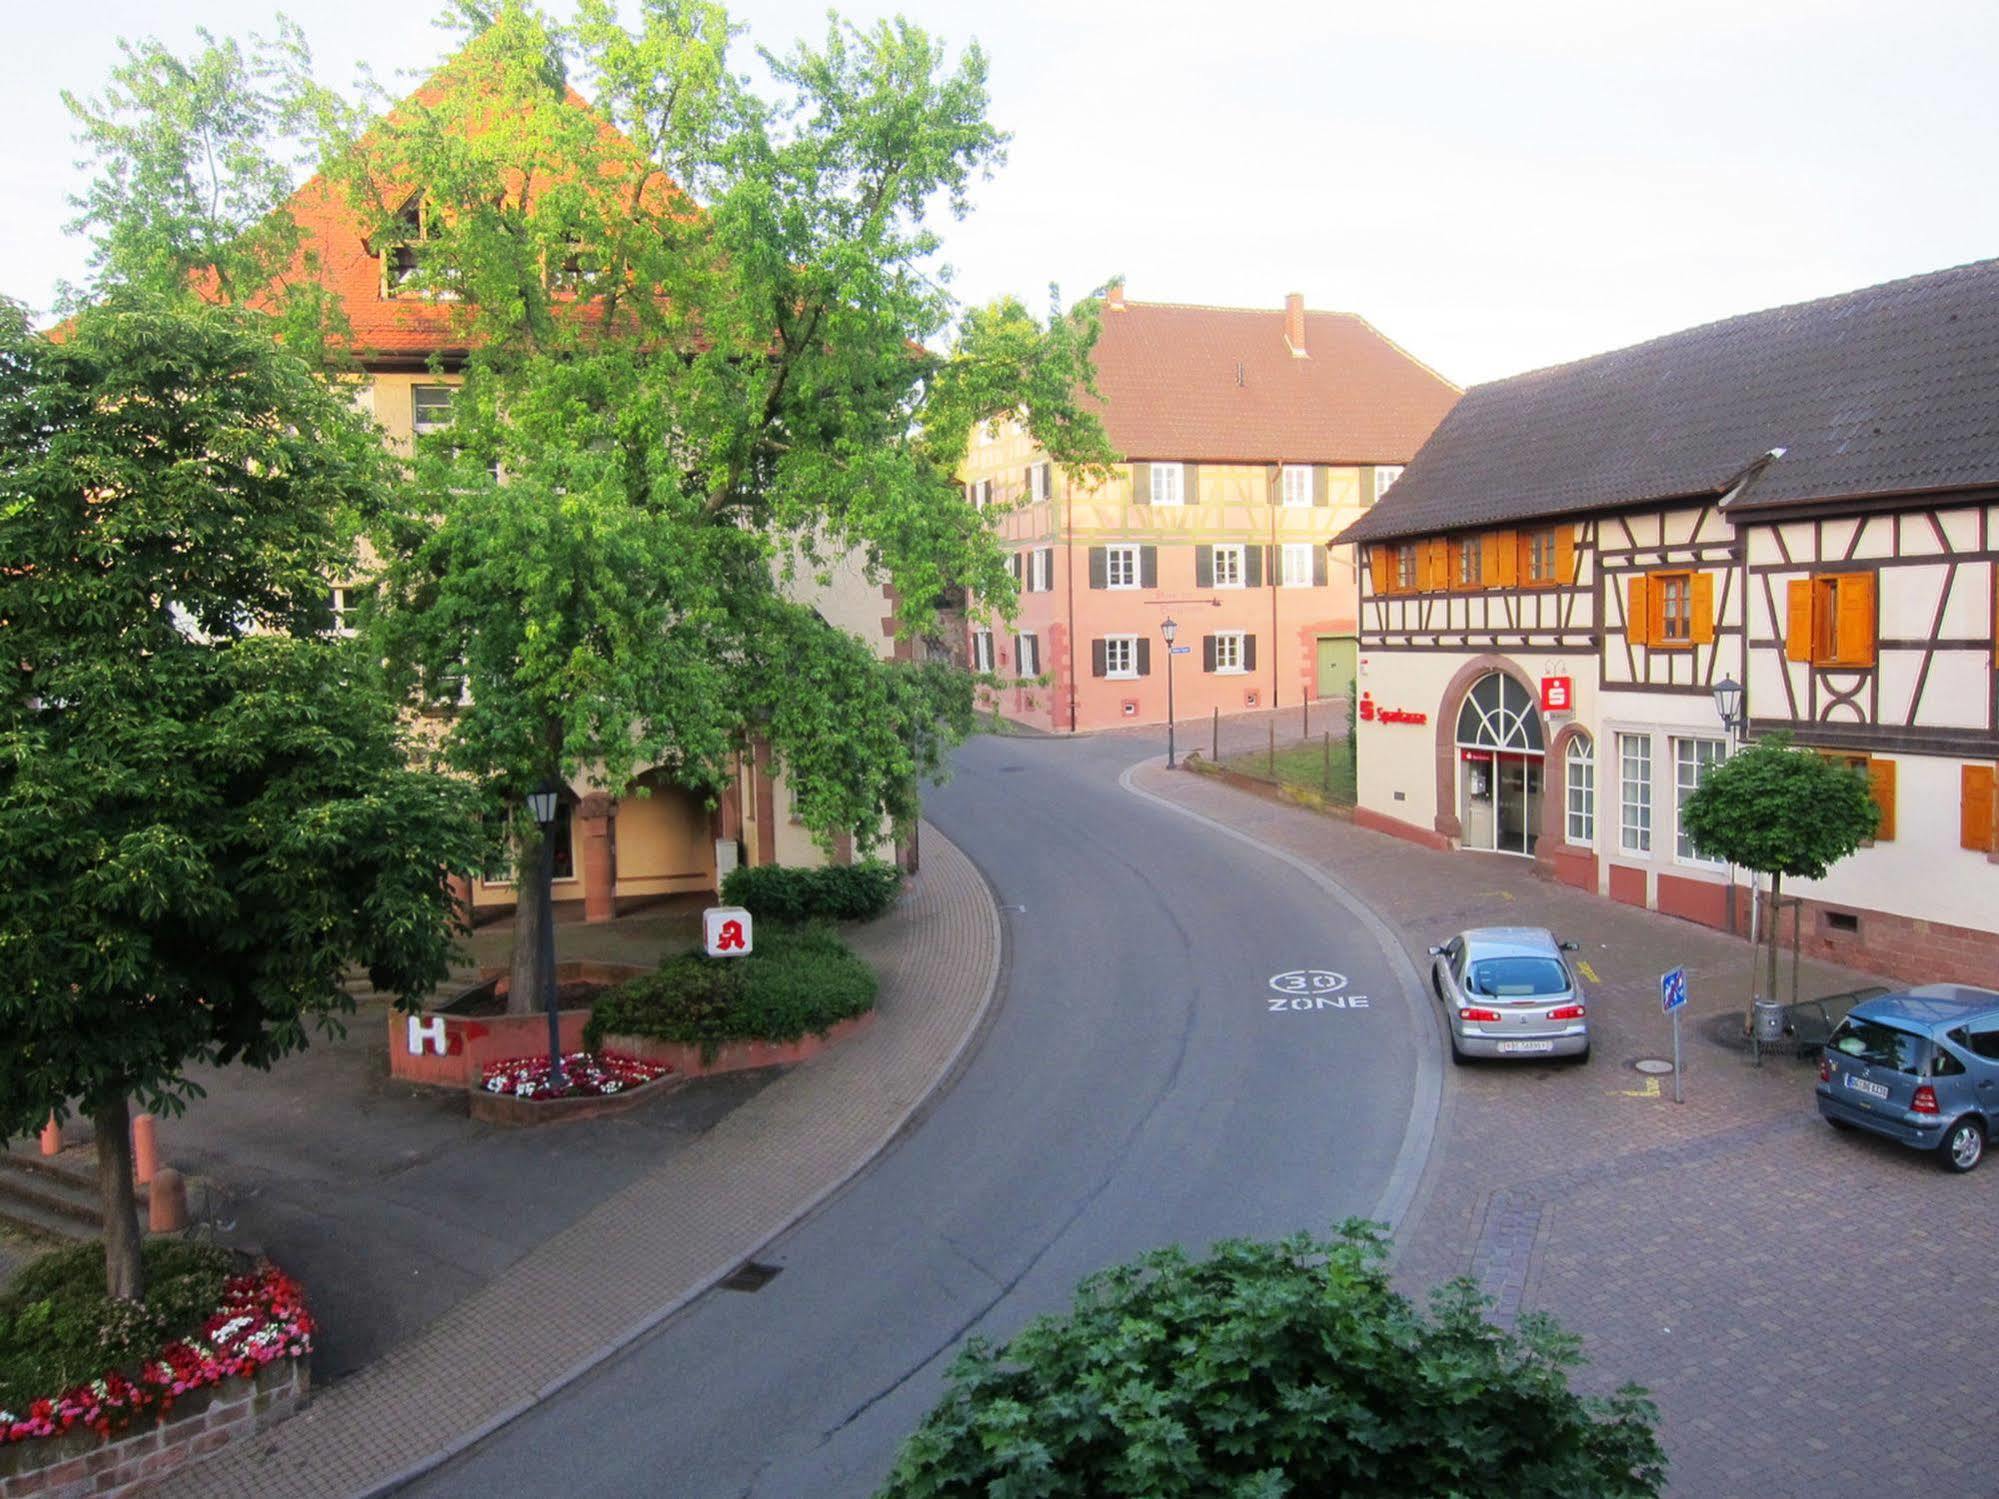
[161,823,1001,1499]
[1132,762,1998,1499]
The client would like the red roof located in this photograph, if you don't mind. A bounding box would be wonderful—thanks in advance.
[1086,298,1458,465]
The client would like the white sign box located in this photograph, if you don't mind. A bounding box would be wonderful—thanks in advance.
[704,905,754,957]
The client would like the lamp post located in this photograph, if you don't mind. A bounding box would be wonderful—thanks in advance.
[1161,615,1179,768]
[526,780,566,1091]
[1712,676,1745,743]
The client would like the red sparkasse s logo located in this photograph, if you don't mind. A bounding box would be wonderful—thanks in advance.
[1541,676,1573,713]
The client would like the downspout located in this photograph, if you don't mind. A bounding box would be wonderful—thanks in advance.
[1271,460,1281,711]
[1065,470,1078,732]
[1717,447,1786,946]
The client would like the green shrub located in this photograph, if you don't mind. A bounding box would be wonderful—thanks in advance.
[0,1239,235,1410]
[721,860,902,924]
[585,923,877,1063]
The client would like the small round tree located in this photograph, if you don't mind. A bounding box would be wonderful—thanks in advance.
[879,1223,1665,1498]
[1678,733,1878,1003]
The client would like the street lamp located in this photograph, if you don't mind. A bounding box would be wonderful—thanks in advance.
[1712,676,1745,740]
[1161,616,1179,768]
[527,780,566,1092]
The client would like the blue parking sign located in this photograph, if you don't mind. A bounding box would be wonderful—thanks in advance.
[1660,966,1689,1014]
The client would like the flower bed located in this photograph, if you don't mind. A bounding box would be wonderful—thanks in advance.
[0,1263,312,1448]
[479,1050,673,1100]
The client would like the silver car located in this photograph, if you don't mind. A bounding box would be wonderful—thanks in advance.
[1428,927,1590,1066]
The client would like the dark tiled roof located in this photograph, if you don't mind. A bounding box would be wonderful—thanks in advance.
[1337,258,1999,544]
[1086,300,1458,464]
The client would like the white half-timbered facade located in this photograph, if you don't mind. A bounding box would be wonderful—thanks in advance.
[1338,259,1999,986]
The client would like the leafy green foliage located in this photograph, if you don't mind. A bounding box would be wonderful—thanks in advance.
[1679,734,1878,879]
[721,860,903,924]
[584,924,876,1061]
[880,1224,1666,1499]
[0,1241,234,1409]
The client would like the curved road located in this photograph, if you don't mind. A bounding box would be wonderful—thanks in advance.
[413,732,1434,1498]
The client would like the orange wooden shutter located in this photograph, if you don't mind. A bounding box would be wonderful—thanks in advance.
[1867,758,1896,842]
[1963,765,1996,853]
[1425,538,1448,590]
[1369,545,1391,595]
[1515,532,1534,584]
[1555,525,1576,584]
[1479,532,1502,587]
[1785,578,1814,661]
[1834,573,1877,666]
[1493,531,1520,587]
[1690,572,1716,644]
[1626,575,1651,645]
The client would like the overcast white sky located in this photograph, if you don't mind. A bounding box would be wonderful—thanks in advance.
[4,0,1996,386]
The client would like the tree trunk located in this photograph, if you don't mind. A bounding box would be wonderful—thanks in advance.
[92,1094,145,1302]
[1765,871,1783,1001]
[508,820,547,1018]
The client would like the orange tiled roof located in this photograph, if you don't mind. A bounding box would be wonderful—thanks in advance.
[1085,298,1458,465]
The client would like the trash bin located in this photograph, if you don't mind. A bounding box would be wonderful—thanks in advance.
[1751,999,1786,1045]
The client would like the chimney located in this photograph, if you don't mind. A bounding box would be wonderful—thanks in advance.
[1107,280,1126,312]
[1284,292,1307,357]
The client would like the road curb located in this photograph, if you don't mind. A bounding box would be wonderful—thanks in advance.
[1118,758,1445,1240]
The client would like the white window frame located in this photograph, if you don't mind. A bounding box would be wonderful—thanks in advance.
[1618,732,1652,856]
[1280,542,1314,588]
[1565,735,1595,847]
[412,383,456,436]
[1030,462,1051,501]
[971,629,995,673]
[328,585,362,639]
[1281,465,1313,507]
[1673,736,1726,865]
[1015,632,1040,677]
[1212,543,1245,589]
[1104,635,1139,679]
[1105,544,1140,590]
[1149,463,1185,505]
[1373,465,1404,501]
[1213,631,1246,674]
[1028,548,1051,593]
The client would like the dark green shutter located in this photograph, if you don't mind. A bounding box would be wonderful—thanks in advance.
[1245,546,1264,588]
[1243,634,1257,671]
[1313,466,1330,506]
[1358,467,1374,506]
[1203,634,1217,671]
[1182,463,1199,503]
[1313,546,1328,586]
[1091,639,1107,677]
[1136,637,1152,675]
[1267,464,1281,503]
[1140,546,1158,588]
[1131,462,1151,504]
[1195,545,1213,588]
[1088,546,1107,588]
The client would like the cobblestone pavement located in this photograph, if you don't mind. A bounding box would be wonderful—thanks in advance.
[157,823,1001,1499]
[1133,760,1999,1499]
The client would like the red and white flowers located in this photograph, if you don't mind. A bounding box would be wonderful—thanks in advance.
[0,1264,313,1446]
[479,1050,671,1100]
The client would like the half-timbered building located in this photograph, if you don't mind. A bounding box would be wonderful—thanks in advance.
[1336,259,1999,985]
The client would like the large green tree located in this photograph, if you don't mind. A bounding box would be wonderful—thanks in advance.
[1679,733,1878,1002]
[880,1224,1666,1497]
[0,297,489,1299]
[320,2,1114,1012]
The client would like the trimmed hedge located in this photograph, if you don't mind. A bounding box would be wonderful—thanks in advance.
[583,923,877,1063]
[721,860,901,924]
[0,1240,235,1411]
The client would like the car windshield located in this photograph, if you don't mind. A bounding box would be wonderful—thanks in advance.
[1467,956,1570,998]
[1829,1018,1928,1074]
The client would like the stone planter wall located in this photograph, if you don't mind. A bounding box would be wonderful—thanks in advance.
[467,1072,682,1126]
[387,961,649,1089]
[602,1009,875,1078]
[0,1356,307,1499]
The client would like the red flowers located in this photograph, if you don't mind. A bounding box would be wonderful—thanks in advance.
[0,1265,313,1446]
[480,1050,671,1100]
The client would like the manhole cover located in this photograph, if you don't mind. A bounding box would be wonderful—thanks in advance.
[1632,1058,1676,1075]
[720,1261,783,1293]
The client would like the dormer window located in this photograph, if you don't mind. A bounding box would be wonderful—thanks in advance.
[381,195,427,296]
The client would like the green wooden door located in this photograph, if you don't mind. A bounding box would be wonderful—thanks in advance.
[1316,635,1357,698]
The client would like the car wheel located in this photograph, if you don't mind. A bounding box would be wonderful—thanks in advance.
[1826,1117,1854,1132]
[1571,1043,1591,1066]
[1939,1117,1985,1173]
[1449,1033,1470,1067]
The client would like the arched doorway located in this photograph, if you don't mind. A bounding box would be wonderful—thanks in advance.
[1455,671,1545,856]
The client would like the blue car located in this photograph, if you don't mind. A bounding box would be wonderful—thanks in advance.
[1816,985,1999,1173]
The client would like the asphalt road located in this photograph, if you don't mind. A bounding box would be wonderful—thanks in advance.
[410,732,1435,1498]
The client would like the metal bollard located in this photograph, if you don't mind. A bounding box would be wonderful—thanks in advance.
[132,1113,158,1185]
[39,1116,61,1157]
[148,1167,189,1234]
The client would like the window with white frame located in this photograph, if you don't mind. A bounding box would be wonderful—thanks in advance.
[1674,737,1726,862]
[1565,734,1595,846]
[412,384,457,436]
[971,629,995,672]
[1015,632,1040,677]
[327,585,368,638]
[1373,466,1404,502]
[1212,544,1245,588]
[1104,635,1138,678]
[1149,464,1185,505]
[1106,544,1139,589]
[1280,543,1315,587]
[1618,733,1652,855]
[1028,548,1051,592]
[1213,631,1246,673]
[1281,465,1313,506]
[1030,462,1051,501]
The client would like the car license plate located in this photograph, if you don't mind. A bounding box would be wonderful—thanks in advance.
[1842,1073,1889,1100]
[1497,1040,1554,1054]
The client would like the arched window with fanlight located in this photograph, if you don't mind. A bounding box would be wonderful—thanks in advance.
[1454,672,1544,755]
[1565,734,1596,846]
[1454,673,1546,855]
